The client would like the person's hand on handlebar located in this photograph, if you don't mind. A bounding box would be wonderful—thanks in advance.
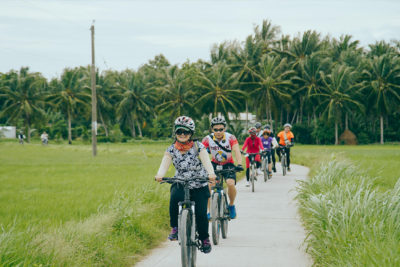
[154,175,163,182]
[235,164,244,172]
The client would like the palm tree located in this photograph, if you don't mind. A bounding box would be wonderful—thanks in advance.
[245,55,294,124]
[47,67,90,144]
[195,62,245,118]
[114,70,155,137]
[156,66,195,119]
[0,67,47,142]
[316,65,364,145]
[362,55,400,144]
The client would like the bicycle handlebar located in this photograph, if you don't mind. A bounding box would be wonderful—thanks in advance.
[160,177,209,184]
[214,168,237,175]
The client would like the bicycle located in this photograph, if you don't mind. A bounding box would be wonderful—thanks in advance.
[161,176,209,267]
[279,145,288,176]
[241,152,262,192]
[210,167,237,245]
[261,151,271,182]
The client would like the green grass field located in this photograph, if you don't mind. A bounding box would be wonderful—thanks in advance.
[0,141,399,266]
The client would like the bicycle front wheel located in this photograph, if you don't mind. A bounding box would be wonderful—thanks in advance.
[211,193,220,245]
[179,209,194,267]
[281,154,286,176]
[221,193,229,239]
[263,159,268,182]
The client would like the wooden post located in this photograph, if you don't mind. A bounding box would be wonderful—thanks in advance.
[90,22,97,156]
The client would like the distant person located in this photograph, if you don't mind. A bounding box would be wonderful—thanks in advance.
[255,122,263,137]
[276,123,295,172]
[260,129,278,178]
[41,131,49,145]
[241,127,264,186]
[18,131,25,144]
[264,125,278,172]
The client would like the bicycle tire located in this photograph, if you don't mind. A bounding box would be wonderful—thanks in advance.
[263,158,268,182]
[251,164,255,192]
[211,193,220,245]
[179,209,193,267]
[281,153,286,176]
[221,193,229,239]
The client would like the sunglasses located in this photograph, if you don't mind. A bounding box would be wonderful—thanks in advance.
[213,128,225,132]
[176,129,191,136]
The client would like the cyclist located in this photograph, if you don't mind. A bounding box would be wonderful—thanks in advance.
[155,116,216,254]
[41,131,49,145]
[260,129,278,178]
[202,117,243,219]
[264,125,278,172]
[18,131,24,144]
[241,127,264,186]
[255,122,263,137]
[276,123,295,172]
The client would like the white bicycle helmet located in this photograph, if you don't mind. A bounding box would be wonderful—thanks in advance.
[174,116,195,132]
[284,123,292,129]
[211,117,226,127]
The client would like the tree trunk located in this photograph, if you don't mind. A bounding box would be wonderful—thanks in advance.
[299,98,303,123]
[99,111,109,137]
[136,120,143,137]
[130,116,136,138]
[68,108,72,144]
[380,115,384,144]
[291,110,297,125]
[335,121,338,145]
[26,124,31,143]
[280,108,283,126]
[345,113,349,130]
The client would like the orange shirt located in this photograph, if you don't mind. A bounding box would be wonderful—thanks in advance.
[277,130,294,146]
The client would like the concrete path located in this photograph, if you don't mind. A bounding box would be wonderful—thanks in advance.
[136,164,311,267]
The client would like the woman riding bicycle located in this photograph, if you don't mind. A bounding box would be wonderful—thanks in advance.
[276,123,295,172]
[241,127,264,186]
[155,116,216,254]
[260,129,278,178]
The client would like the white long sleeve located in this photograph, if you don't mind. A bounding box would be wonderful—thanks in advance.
[272,137,279,149]
[156,152,172,177]
[199,149,215,176]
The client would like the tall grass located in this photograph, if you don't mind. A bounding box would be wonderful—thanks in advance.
[296,161,400,266]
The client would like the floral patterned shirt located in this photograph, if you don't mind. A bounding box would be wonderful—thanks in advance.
[166,142,209,189]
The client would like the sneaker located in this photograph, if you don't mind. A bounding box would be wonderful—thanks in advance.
[288,167,291,172]
[272,166,277,173]
[228,205,237,219]
[168,227,178,241]
[207,212,211,221]
[201,238,212,254]
[246,181,250,187]
[269,173,273,179]
[257,168,263,175]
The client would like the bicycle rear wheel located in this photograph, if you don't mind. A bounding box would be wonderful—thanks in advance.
[221,193,229,239]
[179,209,194,267]
[211,193,220,245]
[251,164,255,192]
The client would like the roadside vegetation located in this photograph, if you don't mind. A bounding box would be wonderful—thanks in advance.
[293,145,400,266]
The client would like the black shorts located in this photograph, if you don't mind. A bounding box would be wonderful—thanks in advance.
[262,151,271,163]
[212,162,236,184]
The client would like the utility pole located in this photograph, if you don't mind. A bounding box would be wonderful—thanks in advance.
[90,21,97,156]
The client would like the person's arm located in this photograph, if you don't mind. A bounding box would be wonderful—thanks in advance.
[232,143,242,165]
[242,138,248,152]
[272,137,279,149]
[258,138,264,152]
[155,152,172,181]
[199,148,216,185]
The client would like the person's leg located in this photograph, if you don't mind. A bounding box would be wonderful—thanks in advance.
[271,148,276,172]
[286,147,291,169]
[192,186,210,240]
[169,184,184,228]
[246,168,250,181]
[267,154,272,172]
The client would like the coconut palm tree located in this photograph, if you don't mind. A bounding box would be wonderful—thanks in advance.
[156,65,195,120]
[47,67,90,144]
[362,55,400,144]
[195,62,245,118]
[114,70,155,137]
[0,67,47,142]
[316,65,364,145]
[244,54,294,124]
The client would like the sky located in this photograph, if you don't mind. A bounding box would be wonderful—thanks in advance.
[1,0,399,79]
